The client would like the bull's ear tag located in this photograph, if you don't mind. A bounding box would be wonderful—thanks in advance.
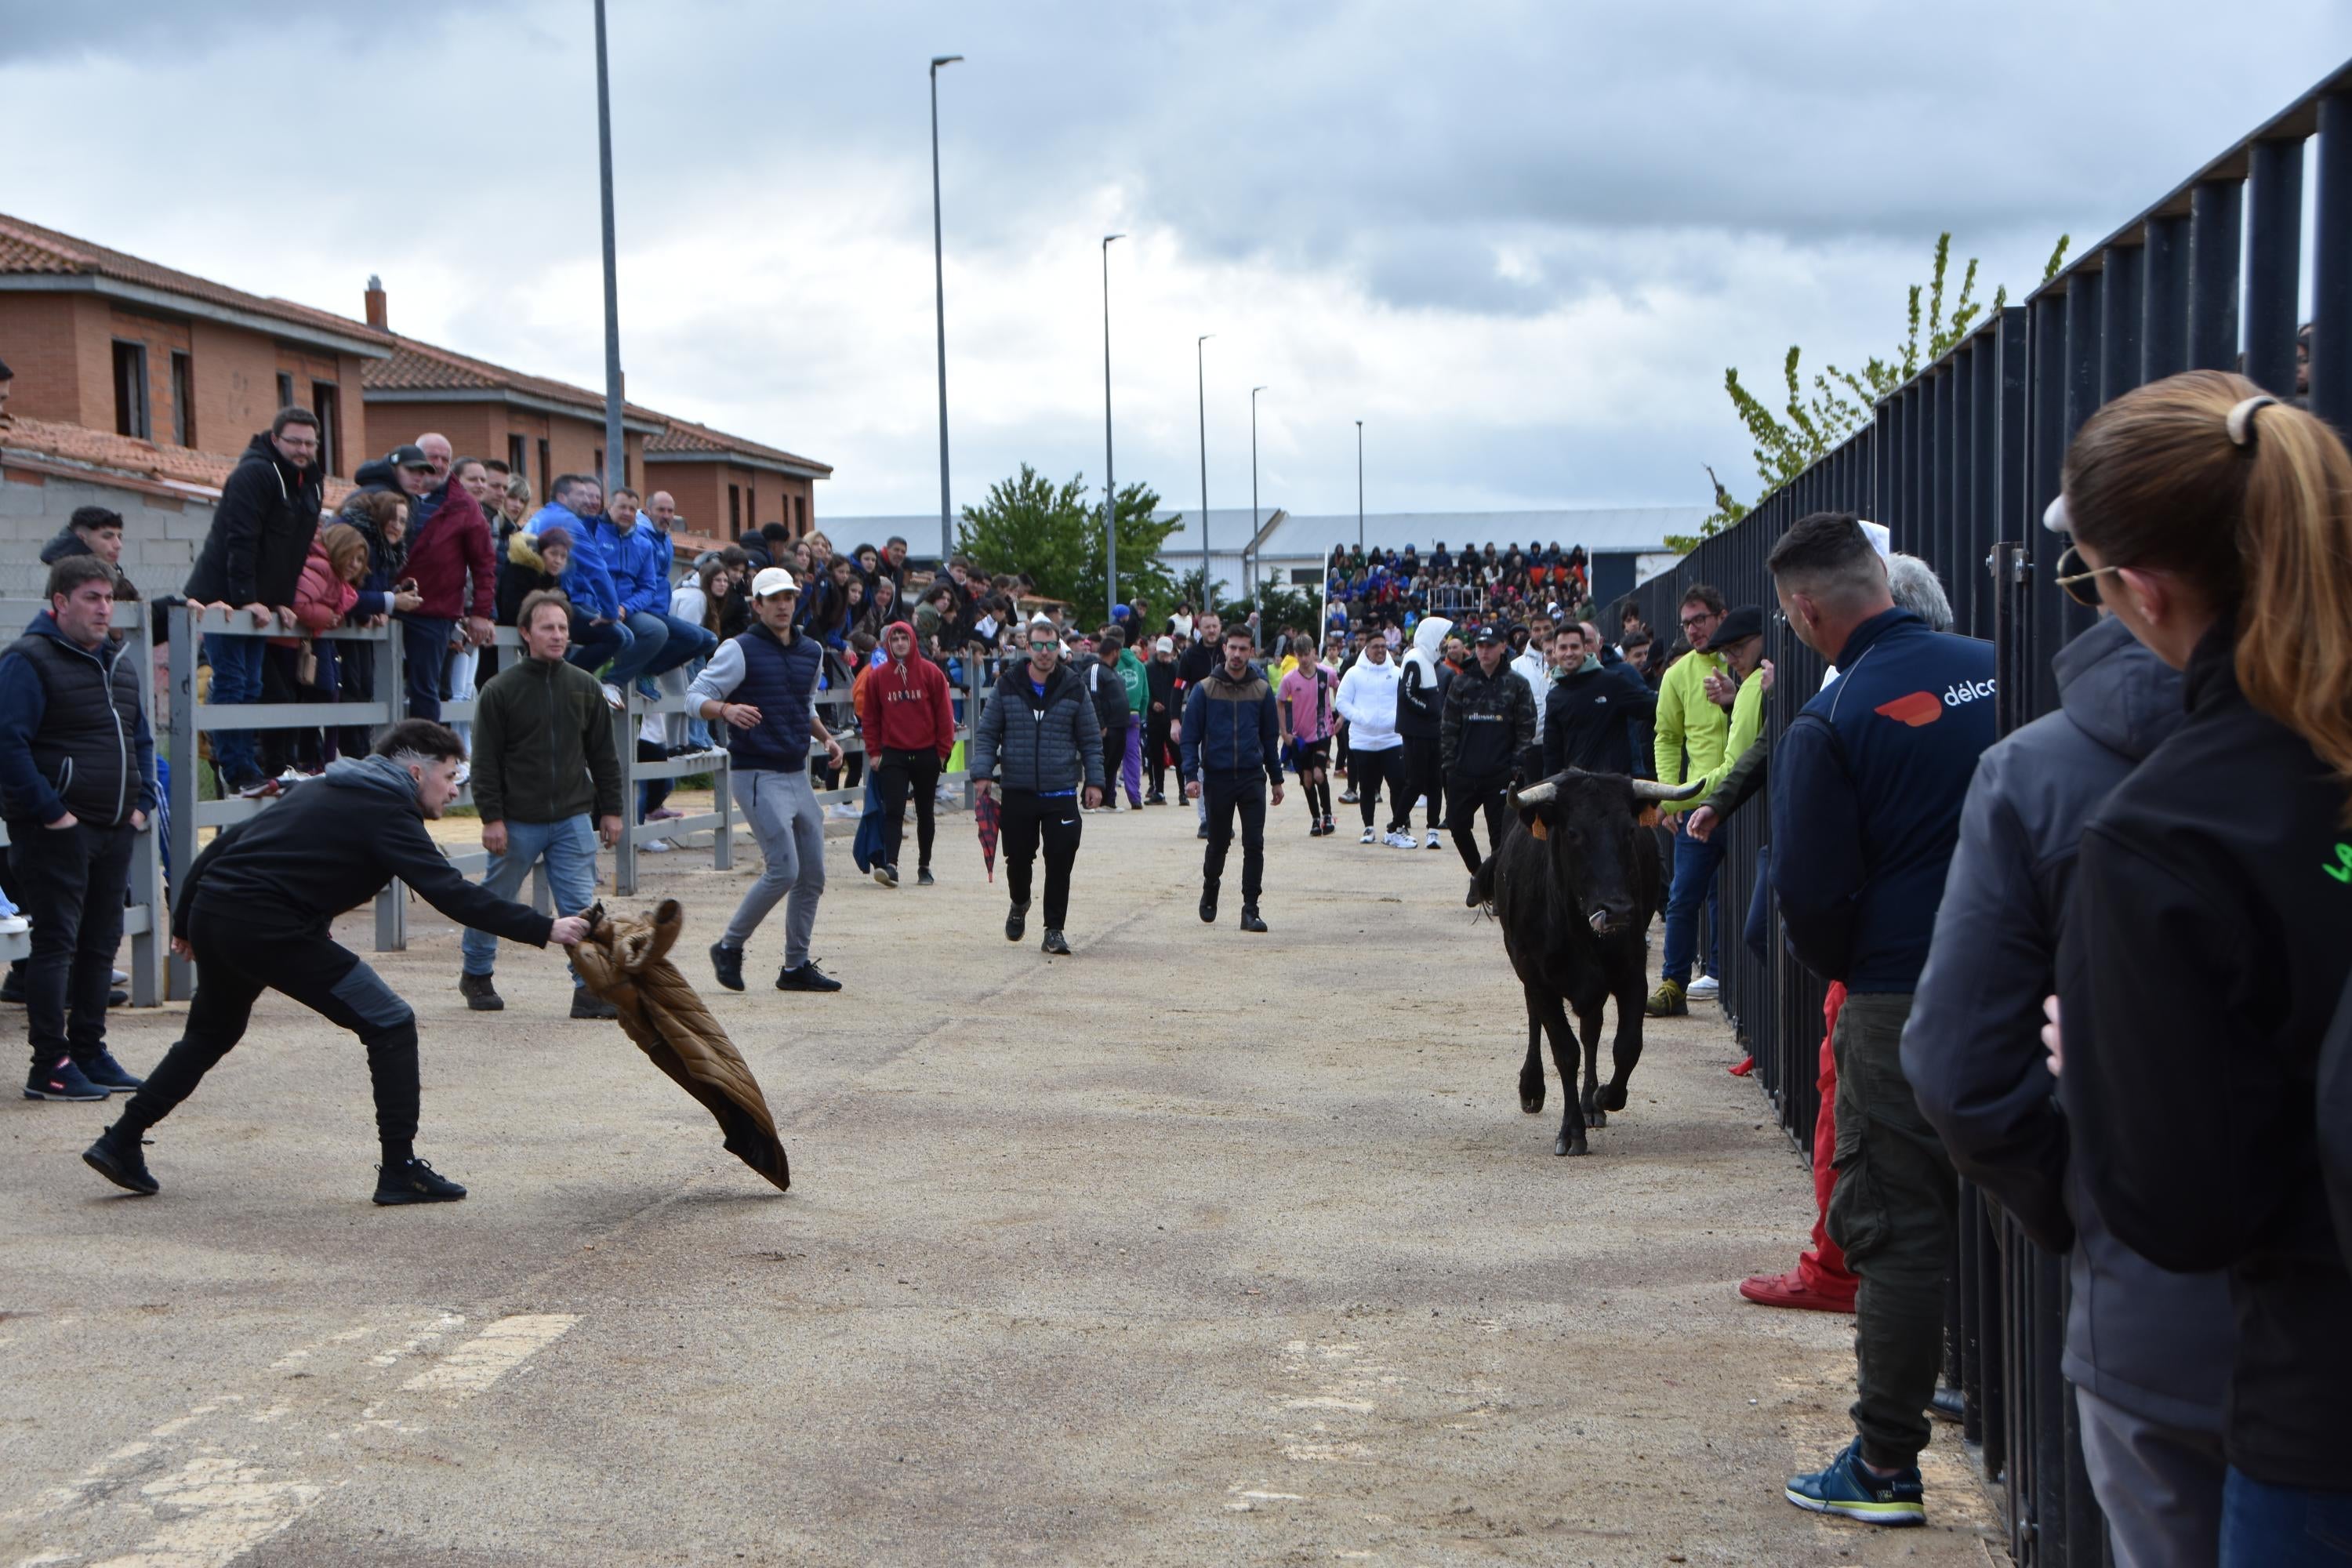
[1636,807,1660,828]
[1528,818,1549,840]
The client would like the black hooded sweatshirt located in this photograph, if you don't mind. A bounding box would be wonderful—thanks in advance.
[2058,627,2352,1490]
[184,432,325,608]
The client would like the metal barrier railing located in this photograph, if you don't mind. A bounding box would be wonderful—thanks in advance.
[0,598,169,1005]
[1605,54,2352,1567]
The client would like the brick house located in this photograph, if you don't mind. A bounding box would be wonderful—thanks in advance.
[0,213,391,481]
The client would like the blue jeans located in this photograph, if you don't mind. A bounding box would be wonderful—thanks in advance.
[567,619,630,679]
[202,632,267,784]
[1661,814,1724,987]
[459,815,598,984]
[629,611,716,677]
[401,617,454,720]
[2221,1468,2352,1566]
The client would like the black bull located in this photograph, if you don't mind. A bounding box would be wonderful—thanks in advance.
[1472,769,1703,1156]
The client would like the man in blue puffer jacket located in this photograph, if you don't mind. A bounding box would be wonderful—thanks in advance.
[1768,511,1997,1529]
[1180,623,1285,933]
[596,488,716,698]
[521,474,664,702]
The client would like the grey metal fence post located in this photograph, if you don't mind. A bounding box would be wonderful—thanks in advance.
[166,603,198,1000]
[124,602,165,1006]
[373,622,408,952]
[614,696,639,897]
[713,750,735,872]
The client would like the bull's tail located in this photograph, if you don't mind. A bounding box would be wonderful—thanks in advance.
[1469,853,1502,920]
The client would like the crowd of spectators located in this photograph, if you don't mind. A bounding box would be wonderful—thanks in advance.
[1324,539,1592,637]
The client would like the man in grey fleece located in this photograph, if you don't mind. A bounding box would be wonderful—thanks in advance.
[1904,612,2234,1565]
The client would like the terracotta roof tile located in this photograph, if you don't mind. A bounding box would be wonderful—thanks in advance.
[364,336,665,425]
[0,212,392,349]
[0,415,357,510]
[644,416,832,475]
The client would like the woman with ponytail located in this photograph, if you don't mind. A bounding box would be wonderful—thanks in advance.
[2055,368,2352,1561]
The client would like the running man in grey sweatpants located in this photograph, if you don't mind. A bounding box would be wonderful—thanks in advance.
[690,568,847,994]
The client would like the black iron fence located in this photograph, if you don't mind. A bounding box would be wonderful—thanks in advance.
[1606,56,2352,1566]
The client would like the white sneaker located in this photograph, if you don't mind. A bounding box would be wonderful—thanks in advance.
[599,682,624,710]
[641,837,676,853]
[1687,973,1720,1000]
[1359,826,1377,844]
[1425,830,1443,850]
[1383,831,1412,849]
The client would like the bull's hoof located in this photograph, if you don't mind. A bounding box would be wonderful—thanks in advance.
[1553,1135,1589,1157]
[1519,1089,1544,1115]
[1599,1083,1629,1112]
[1584,1106,1608,1128]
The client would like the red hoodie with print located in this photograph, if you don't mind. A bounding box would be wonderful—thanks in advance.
[855,622,957,760]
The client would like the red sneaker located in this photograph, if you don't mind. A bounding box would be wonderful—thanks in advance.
[1727,1054,1755,1076]
[1738,1269,1857,1313]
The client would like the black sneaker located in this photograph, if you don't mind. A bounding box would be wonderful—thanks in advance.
[1240,908,1269,933]
[1200,887,1218,925]
[1005,901,1029,942]
[917,867,935,887]
[776,960,843,993]
[78,1051,144,1092]
[374,1157,467,1206]
[1041,929,1072,956]
[873,863,898,889]
[1196,825,1210,840]
[25,1054,107,1102]
[83,1125,159,1196]
[569,990,619,1020]
[459,971,504,1012]
[710,941,746,993]
[107,989,129,1008]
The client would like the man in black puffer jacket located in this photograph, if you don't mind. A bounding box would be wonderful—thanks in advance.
[971,619,1103,954]
[1439,623,1537,881]
[183,410,327,795]
[0,558,158,1103]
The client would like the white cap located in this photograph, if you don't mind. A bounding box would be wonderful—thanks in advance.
[1155,636,1174,653]
[750,566,798,598]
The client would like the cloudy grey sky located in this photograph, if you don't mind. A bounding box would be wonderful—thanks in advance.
[8,1,2350,522]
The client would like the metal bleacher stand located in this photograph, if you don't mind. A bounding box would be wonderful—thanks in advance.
[0,597,169,1006]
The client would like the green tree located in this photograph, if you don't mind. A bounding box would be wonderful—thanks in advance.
[956,466,1183,618]
[1679,232,2073,554]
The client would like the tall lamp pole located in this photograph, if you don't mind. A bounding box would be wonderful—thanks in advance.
[1101,234,1123,626]
[1356,420,1365,552]
[1196,333,1214,606]
[1249,386,1267,597]
[593,0,624,490]
[928,54,963,566]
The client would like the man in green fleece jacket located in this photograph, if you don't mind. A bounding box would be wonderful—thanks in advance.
[460,591,624,1018]
[1649,585,1733,1017]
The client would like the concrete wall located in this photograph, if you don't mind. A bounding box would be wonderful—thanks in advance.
[1,462,212,598]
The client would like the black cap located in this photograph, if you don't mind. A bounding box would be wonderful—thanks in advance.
[388,443,435,470]
[1472,623,1505,645]
[1714,605,1766,645]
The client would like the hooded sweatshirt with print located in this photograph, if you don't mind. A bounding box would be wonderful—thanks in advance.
[855,622,957,760]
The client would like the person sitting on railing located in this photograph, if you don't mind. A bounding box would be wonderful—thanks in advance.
[456,590,622,1021]
[495,524,574,630]
[2,556,156,1104]
[81,718,592,1204]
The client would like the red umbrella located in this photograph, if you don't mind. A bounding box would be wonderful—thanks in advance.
[975,787,1000,881]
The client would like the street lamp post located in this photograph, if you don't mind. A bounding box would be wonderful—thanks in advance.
[1356,420,1365,553]
[1249,386,1267,597]
[1101,234,1124,626]
[593,0,623,490]
[1196,333,1213,608]
[929,54,963,567]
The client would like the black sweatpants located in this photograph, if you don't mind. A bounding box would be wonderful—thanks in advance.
[1145,710,1173,797]
[118,909,423,1163]
[1203,771,1269,906]
[1401,735,1444,832]
[1446,770,1512,873]
[9,818,136,1066]
[1000,788,1082,930]
[876,747,942,872]
[1350,746,1408,832]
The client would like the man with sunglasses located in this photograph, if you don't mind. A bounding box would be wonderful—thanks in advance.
[1646,586,1733,1017]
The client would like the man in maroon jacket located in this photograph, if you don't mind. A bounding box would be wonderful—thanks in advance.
[401,434,497,720]
[855,621,957,887]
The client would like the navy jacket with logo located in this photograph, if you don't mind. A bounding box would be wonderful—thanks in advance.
[1769,606,1996,993]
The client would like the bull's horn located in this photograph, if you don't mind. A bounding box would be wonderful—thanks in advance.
[1629,778,1706,803]
[1512,779,1558,808]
